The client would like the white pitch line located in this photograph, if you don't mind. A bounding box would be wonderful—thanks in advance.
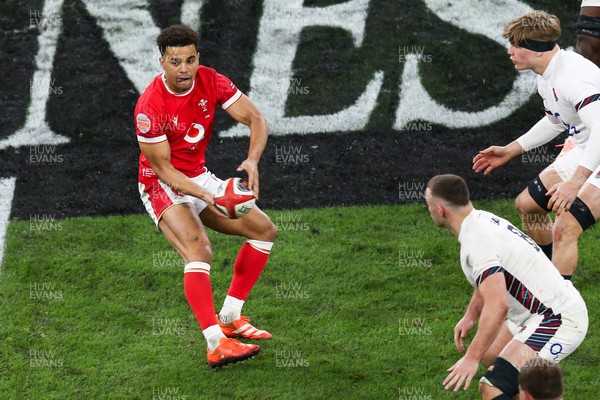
[0,177,17,274]
[181,0,204,31]
[0,0,70,150]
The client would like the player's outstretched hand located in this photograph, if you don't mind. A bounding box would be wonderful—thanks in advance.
[237,159,260,199]
[453,317,475,353]
[547,181,579,216]
[443,355,479,392]
[472,146,512,175]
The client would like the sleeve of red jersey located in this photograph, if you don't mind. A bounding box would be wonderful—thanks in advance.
[215,72,242,110]
[135,106,167,144]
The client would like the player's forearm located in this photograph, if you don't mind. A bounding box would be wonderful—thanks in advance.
[567,165,593,188]
[464,289,484,321]
[464,302,507,361]
[516,116,565,152]
[153,164,210,199]
[246,113,269,163]
[503,140,526,160]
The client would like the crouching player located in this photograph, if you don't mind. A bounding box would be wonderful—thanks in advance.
[472,11,600,280]
[425,175,587,399]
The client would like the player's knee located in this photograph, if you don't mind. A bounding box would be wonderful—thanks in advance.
[266,220,277,242]
[184,240,213,264]
[554,215,582,245]
[255,214,277,242]
[244,208,277,242]
[514,193,530,216]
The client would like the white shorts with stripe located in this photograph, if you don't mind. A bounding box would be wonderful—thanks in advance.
[547,139,584,181]
[548,139,600,191]
[138,169,223,226]
[508,300,588,362]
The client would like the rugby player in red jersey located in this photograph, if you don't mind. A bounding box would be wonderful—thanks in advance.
[134,25,276,368]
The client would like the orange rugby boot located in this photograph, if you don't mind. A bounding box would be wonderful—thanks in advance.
[207,337,260,368]
[219,316,273,340]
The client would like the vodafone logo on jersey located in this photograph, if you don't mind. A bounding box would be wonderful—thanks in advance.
[136,113,151,134]
[184,123,205,144]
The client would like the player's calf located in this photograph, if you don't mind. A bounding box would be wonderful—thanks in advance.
[552,199,592,277]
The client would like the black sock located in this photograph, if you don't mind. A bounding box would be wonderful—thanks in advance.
[492,394,512,400]
[562,275,572,281]
[539,242,553,260]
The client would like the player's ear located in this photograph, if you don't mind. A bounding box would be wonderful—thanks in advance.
[437,204,445,219]
[159,56,165,69]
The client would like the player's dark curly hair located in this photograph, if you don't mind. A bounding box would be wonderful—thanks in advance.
[518,359,563,399]
[427,174,470,206]
[157,25,199,56]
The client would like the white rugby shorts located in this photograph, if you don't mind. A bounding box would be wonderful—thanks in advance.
[138,169,223,225]
[547,139,584,181]
[508,300,588,363]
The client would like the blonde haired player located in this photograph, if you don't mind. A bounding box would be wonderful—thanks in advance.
[473,11,600,280]
[425,174,587,400]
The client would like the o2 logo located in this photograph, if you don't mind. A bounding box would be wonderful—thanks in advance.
[184,123,205,144]
[549,343,563,361]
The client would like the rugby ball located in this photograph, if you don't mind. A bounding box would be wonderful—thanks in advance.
[214,177,256,219]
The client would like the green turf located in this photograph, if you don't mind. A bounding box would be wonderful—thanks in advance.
[1,202,599,399]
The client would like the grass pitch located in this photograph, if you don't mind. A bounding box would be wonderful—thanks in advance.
[1,202,599,399]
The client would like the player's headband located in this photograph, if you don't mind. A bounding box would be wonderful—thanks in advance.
[518,39,556,52]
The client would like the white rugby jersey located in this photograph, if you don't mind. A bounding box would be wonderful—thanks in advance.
[458,209,584,325]
[537,49,600,148]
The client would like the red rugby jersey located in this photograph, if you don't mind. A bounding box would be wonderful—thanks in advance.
[134,66,241,182]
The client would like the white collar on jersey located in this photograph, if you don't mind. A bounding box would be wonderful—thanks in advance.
[161,72,195,97]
